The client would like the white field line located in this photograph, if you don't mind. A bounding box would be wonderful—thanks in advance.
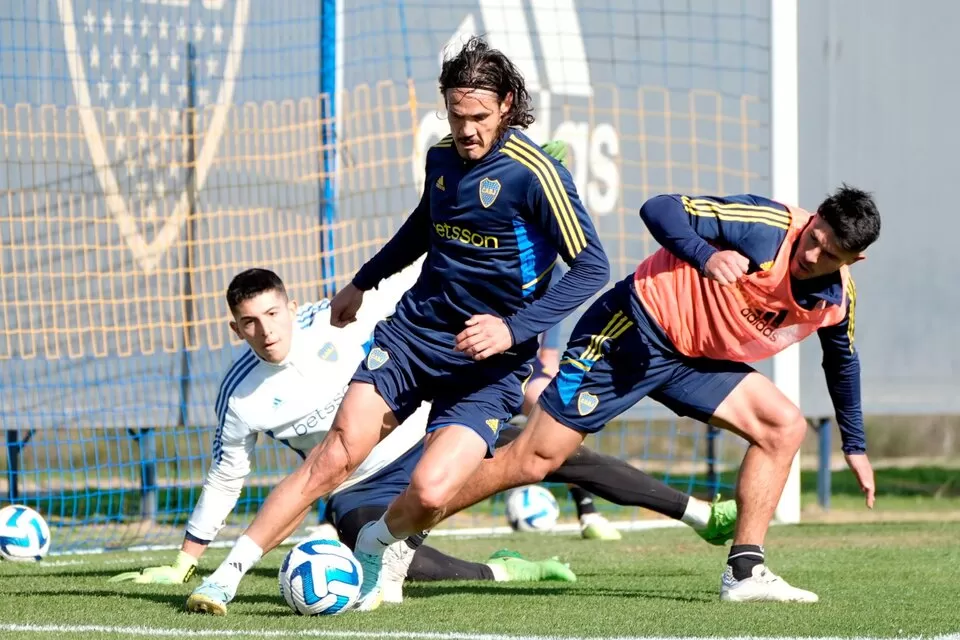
[1,626,958,640]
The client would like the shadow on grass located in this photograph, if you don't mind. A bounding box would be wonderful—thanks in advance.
[404,581,713,603]
[49,588,285,612]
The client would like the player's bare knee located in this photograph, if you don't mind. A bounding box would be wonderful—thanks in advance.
[781,410,809,450]
[755,406,806,454]
[416,488,450,514]
[409,476,453,513]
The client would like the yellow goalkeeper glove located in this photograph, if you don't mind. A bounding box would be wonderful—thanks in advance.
[540,140,571,168]
[108,550,198,584]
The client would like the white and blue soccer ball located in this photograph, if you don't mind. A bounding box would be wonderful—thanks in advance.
[279,536,363,615]
[505,485,560,532]
[0,505,51,562]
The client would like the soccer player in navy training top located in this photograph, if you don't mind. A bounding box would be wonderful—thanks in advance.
[424,188,880,603]
[202,36,610,611]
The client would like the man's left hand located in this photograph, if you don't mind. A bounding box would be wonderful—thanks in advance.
[455,315,514,361]
[844,452,876,508]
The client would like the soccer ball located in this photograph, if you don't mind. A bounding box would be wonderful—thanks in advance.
[278,536,363,615]
[0,505,51,562]
[505,485,560,532]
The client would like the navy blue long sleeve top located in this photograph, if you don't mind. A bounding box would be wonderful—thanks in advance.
[353,129,610,357]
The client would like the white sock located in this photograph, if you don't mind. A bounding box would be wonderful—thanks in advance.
[207,535,263,592]
[355,516,402,557]
[485,562,509,582]
[680,497,713,530]
[580,512,606,527]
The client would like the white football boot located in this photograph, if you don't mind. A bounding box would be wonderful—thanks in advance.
[720,564,819,603]
[381,540,416,604]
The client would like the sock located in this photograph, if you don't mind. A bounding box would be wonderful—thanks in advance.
[207,535,263,593]
[727,544,764,581]
[541,439,688,520]
[679,496,712,530]
[405,545,495,582]
[486,562,509,582]
[355,515,403,557]
[569,486,598,518]
[580,512,608,527]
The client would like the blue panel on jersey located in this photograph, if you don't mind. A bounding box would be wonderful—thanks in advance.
[513,218,537,298]
[513,217,555,298]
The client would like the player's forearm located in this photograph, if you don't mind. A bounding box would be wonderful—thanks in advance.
[639,195,717,272]
[822,351,866,454]
[353,210,429,291]
[505,248,609,344]
[819,318,866,453]
[184,480,243,543]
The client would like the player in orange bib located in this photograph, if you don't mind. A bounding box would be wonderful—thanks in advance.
[433,186,881,603]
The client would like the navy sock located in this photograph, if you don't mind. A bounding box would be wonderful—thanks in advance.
[727,544,764,581]
[569,486,598,517]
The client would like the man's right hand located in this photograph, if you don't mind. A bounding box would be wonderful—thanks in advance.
[703,250,750,286]
[330,282,365,328]
[108,550,198,584]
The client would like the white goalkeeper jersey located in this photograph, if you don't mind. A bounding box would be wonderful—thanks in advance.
[185,262,428,543]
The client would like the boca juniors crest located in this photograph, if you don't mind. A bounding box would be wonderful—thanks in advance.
[57,0,250,272]
[366,347,389,370]
[479,177,501,208]
[577,391,599,416]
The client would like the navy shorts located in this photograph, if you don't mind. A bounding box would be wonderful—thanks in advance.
[539,276,754,433]
[352,319,534,455]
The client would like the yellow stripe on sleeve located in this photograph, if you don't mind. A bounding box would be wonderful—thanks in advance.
[510,138,588,250]
[522,260,557,290]
[682,196,791,230]
[433,134,453,148]
[845,275,857,352]
[501,147,579,256]
[501,138,587,256]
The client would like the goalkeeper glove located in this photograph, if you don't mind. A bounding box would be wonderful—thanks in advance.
[108,550,198,584]
[540,140,571,168]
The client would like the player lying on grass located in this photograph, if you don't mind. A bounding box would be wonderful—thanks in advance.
[189,36,615,614]
[423,186,881,603]
[108,264,737,613]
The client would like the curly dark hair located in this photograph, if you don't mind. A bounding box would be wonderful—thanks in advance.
[438,36,535,129]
